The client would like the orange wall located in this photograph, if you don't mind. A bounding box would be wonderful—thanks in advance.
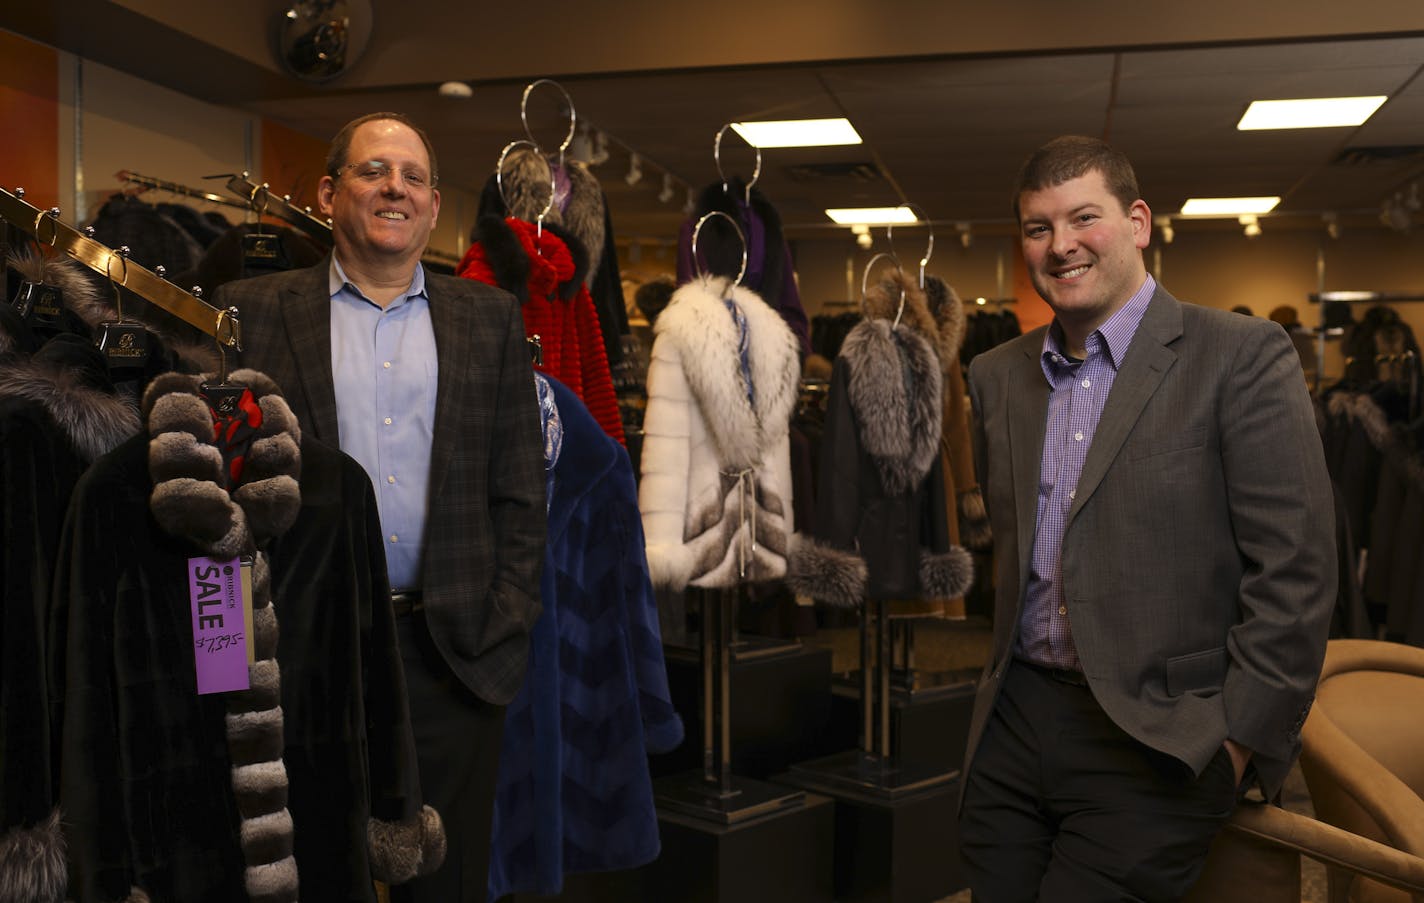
[0,30,59,211]
[259,118,328,213]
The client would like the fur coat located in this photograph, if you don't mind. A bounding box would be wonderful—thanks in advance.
[787,288,974,608]
[457,215,625,445]
[488,376,681,901]
[639,277,800,589]
[48,371,442,903]
[476,145,629,365]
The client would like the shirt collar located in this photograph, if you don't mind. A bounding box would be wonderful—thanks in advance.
[329,255,427,308]
[1041,273,1156,375]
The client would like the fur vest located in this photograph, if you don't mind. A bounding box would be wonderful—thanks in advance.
[787,306,973,608]
[639,277,800,589]
[51,371,442,903]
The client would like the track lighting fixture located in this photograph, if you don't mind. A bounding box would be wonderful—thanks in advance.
[1239,215,1262,239]
[955,221,972,249]
[658,172,675,204]
[625,153,643,186]
[1322,212,1340,240]
[1153,216,1175,245]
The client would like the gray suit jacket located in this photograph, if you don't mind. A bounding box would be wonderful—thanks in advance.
[965,286,1336,798]
[216,259,546,705]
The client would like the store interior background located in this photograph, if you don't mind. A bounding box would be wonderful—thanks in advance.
[2,1,1423,382]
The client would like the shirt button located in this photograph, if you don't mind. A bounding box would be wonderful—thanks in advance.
[1074,431,1084,442]
[1081,378,1091,388]
[1058,605,1067,616]
[1069,489,1076,500]
[383,361,392,369]
[384,417,393,425]
[387,475,396,484]
[389,534,398,543]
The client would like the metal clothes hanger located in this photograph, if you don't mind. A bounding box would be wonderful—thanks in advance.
[520,78,577,171]
[495,139,557,241]
[860,251,907,330]
[713,123,761,206]
[884,203,934,290]
[690,209,749,289]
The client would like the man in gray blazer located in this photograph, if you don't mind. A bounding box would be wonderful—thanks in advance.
[959,135,1335,901]
[217,113,545,903]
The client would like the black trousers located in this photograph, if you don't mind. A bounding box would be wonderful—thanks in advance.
[390,612,507,903]
[959,660,1238,902]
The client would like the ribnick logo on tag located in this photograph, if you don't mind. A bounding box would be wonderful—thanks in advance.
[12,281,63,322]
[99,324,149,362]
[243,233,279,261]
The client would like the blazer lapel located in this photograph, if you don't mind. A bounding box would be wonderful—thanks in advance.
[1008,337,1050,591]
[280,262,340,442]
[1068,286,1182,521]
[428,278,473,501]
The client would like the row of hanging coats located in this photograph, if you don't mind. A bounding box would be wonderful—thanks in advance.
[0,234,447,902]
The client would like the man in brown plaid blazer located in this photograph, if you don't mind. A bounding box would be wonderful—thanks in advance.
[217,112,546,903]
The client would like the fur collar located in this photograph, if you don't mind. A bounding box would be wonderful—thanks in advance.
[654,276,799,470]
[0,344,140,463]
[866,269,941,362]
[925,274,966,364]
[476,145,607,283]
[144,368,301,902]
[839,318,943,495]
[462,215,590,304]
[691,179,786,305]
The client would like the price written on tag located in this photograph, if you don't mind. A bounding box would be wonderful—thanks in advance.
[187,556,250,694]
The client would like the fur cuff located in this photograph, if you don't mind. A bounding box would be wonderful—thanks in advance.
[123,889,151,903]
[920,547,975,600]
[368,806,447,884]
[244,855,298,903]
[645,543,695,591]
[957,488,992,550]
[786,534,867,608]
[0,808,66,903]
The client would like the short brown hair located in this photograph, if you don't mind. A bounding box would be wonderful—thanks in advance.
[326,112,439,185]
[1012,135,1139,220]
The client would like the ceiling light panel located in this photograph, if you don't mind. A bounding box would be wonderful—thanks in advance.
[825,206,918,225]
[1237,96,1388,130]
[1179,197,1282,216]
[732,118,863,148]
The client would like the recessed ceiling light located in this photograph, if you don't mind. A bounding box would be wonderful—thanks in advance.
[825,206,917,225]
[732,118,862,148]
[1179,197,1281,216]
[1237,96,1387,130]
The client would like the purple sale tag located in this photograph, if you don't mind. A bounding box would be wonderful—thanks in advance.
[187,556,250,695]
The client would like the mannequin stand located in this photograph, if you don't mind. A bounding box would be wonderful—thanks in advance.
[655,585,806,824]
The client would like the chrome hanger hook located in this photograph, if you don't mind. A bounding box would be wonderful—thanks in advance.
[713,123,761,205]
[860,250,907,329]
[521,79,577,169]
[494,139,557,232]
[691,210,748,289]
[885,203,934,290]
[105,246,131,323]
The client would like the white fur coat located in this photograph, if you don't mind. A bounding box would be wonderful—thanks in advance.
[639,277,800,589]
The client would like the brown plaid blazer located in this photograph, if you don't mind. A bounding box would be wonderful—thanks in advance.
[216,258,546,705]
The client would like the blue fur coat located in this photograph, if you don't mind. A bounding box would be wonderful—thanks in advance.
[487,376,683,901]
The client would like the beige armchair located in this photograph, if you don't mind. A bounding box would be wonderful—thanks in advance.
[1297,639,1424,902]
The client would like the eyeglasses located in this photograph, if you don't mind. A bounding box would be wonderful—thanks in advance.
[336,160,437,190]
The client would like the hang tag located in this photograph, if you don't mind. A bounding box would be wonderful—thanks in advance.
[200,383,248,417]
[242,231,281,262]
[240,557,255,665]
[97,322,151,370]
[187,556,250,694]
[11,281,63,330]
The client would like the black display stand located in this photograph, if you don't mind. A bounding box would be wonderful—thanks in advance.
[654,586,809,823]
[654,591,835,781]
[779,599,965,902]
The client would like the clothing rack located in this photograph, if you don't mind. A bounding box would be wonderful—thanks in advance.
[1308,291,1424,392]
[0,185,240,347]
[221,173,334,246]
[117,169,250,211]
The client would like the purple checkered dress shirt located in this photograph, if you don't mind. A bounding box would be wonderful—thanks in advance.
[1016,275,1156,670]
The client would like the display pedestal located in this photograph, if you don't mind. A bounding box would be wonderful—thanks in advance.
[779,599,966,902]
[828,668,978,774]
[655,594,834,780]
[775,770,962,903]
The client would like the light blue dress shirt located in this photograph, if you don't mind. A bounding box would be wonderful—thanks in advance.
[329,257,438,592]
